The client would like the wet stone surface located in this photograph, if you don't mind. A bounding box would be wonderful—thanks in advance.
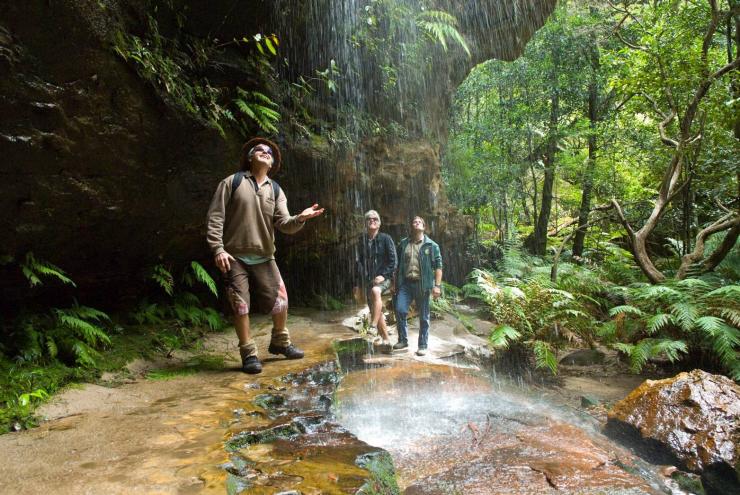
[606,369,740,494]
[336,360,665,494]
[222,361,384,494]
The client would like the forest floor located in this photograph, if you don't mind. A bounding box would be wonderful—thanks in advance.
[0,308,662,494]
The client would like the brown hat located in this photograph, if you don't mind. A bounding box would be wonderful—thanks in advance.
[239,137,282,177]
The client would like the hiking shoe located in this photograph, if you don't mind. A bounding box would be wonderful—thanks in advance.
[416,348,428,356]
[268,343,305,359]
[392,341,408,351]
[241,356,263,374]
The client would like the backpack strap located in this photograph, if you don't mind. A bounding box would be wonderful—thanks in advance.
[228,171,282,204]
[230,171,247,197]
[271,180,282,202]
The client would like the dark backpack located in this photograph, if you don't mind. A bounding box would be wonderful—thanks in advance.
[229,171,282,203]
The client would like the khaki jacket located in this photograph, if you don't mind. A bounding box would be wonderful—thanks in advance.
[206,172,303,257]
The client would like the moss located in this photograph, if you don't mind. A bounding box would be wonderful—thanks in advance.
[252,393,286,410]
[225,423,302,452]
[356,451,400,495]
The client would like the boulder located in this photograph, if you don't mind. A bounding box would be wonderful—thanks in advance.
[606,369,739,494]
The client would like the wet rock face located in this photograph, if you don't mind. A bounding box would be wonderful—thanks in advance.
[606,369,740,493]
[0,0,553,304]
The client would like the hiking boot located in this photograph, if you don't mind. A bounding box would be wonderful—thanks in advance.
[416,348,428,356]
[268,343,305,359]
[392,341,408,351]
[241,355,263,374]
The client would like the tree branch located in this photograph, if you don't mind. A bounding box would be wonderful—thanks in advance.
[610,198,635,240]
[677,213,740,278]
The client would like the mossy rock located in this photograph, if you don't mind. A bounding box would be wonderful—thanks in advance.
[225,423,302,451]
[356,451,400,495]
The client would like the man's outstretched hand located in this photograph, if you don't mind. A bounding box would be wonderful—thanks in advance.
[298,204,325,222]
[215,252,236,273]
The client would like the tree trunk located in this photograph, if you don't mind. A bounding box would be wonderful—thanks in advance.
[573,73,599,257]
[530,91,559,255]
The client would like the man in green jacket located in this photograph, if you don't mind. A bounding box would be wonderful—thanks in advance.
[206,137,324,374]
[393,216,443,356]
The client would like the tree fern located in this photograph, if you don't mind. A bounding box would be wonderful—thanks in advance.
[669,302,699,331]
[646,313,672,334]
[610,278,739,377]
[609,305,644,317]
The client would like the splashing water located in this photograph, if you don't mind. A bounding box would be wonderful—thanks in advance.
[335,360,666,494]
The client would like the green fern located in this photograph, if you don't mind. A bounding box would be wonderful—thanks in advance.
[489,325,521,348]
[609,305,644,317]
[532,340,558,375]
[186,261,218,297]
[20,253,76,288]
[610,279,739,376]
[151,264,175,296]
[416,11,471,57]
[234,88,280,134]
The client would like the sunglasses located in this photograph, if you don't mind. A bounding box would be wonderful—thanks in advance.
[252,145,273,156]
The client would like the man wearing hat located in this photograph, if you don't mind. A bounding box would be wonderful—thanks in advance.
[206,137,324,374]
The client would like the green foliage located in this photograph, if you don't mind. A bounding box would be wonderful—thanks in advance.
[234,88,281,134]
[416,10,470,57]
[132,260,224,332]
[112,16,232,136]
[112,5,283,138]
[604,279,740,378]
[19,252,76,288]
[469,245,608,375]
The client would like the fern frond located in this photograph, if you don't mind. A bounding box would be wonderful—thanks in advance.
[703,285,740,301]
[646,313,672,334]
[669,302,699,331]
[532,340,557,375]
[694,316,725,334]
[55,310,111,346]
[706,323,740,369]
[21,252,76,287]
[719,308,740,327]
[416,11,471,57]
[631,284,682,302]
[189,261,218,297]
[650,338,688,363]
[69,340,101,367]
[151,264,175,296]
[609,305,644,317]
[489,325,521,349]
[45,336,58,359]
[597,321,617,340]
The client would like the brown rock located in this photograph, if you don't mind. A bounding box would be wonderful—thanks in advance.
[606,369,740,493]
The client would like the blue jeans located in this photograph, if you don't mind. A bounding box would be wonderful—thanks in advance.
[394,279,431,349]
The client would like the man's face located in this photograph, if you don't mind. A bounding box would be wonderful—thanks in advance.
[411,217,425,233]
[251,144,274,167]
[366,216,380,232]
